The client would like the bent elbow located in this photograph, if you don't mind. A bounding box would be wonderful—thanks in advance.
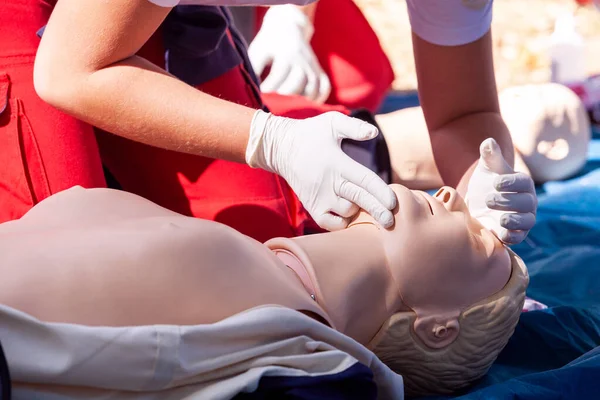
[33,64,66,108]
[33,56,80,110]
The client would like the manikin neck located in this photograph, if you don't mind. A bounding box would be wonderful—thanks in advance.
[267,224,408,346]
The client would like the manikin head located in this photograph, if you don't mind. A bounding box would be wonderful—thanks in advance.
[271,184,528,396]
[360,185,528,396]
[500,82,590,183]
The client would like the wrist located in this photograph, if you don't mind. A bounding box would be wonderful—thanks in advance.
[246,109,273,170]
[247,110,296,177]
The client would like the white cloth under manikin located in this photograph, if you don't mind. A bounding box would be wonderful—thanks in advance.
[0,304,404,399]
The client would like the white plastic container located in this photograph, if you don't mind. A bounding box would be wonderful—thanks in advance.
[549,13,586,85]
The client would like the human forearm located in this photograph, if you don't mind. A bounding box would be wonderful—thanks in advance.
[377,107,532,191]
[412,30,514,194]
[36,55,255,163]
[35,0,257,163]
[410,11,536,244]
[430,111,513,195]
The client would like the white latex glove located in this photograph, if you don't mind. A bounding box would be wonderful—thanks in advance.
[466,138,537,245]
[248,5,331,103]
[247,110,397,231]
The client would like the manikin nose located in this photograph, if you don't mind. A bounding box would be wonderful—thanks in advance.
[434,186,463,212]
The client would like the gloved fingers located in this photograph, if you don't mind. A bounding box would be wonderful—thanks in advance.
[337,180,395,228]
[247,42,271,77]
[494,172,535,193]
[260,61,292,93]
[500,212,536,231]
[329,198,360,218]
[314,71,331,104]
[315,212,349,232]
[341,163,397,211]
[302,68,320,102]
[486,192,537,213]
[479,138,513,175]
[497,229,527,245]
[276,66,309,96]
[302,52,329,103]
[329,112,379,141]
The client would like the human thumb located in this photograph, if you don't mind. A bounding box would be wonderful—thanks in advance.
[330,112,379,142]
[478,138,513,174]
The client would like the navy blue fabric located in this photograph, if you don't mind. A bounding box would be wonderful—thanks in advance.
[0,340,11,400]
[163,6,245,86]
[233,362,377,400]
[144,5,270,113]
[163,6,265,108]
[377,91,420,114]
[344,109,392,184]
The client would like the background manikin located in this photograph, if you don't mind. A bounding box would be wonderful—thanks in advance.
[499,83,590,183]
[0,184,527,396]
[378,82,591,189]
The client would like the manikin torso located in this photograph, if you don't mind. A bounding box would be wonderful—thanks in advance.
[0,185,512,352]
[0,187,329,328]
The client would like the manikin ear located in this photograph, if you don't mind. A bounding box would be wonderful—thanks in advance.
[413,315,460,349]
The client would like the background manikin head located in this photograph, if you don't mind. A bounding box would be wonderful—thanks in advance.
[500,82,591,183]
[350,185,528,396]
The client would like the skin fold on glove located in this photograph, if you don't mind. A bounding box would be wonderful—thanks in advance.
[248,4,331,103]
[246,110,397,231]
[466,138,537,245]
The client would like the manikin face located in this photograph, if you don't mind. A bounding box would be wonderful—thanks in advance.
[351,184,511,347]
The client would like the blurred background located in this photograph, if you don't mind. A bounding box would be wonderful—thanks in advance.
[355,0,600,92]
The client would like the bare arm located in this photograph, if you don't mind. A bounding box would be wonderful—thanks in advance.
[34,0,255,163]
[413,30,514,194]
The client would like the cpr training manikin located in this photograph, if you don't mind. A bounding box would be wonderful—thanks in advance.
[0,173,528,398]
[378,82,591,189]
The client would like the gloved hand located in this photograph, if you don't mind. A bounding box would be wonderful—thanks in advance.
[466,138,537,245]
[246,110,397,231]
[248,5,331,103]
